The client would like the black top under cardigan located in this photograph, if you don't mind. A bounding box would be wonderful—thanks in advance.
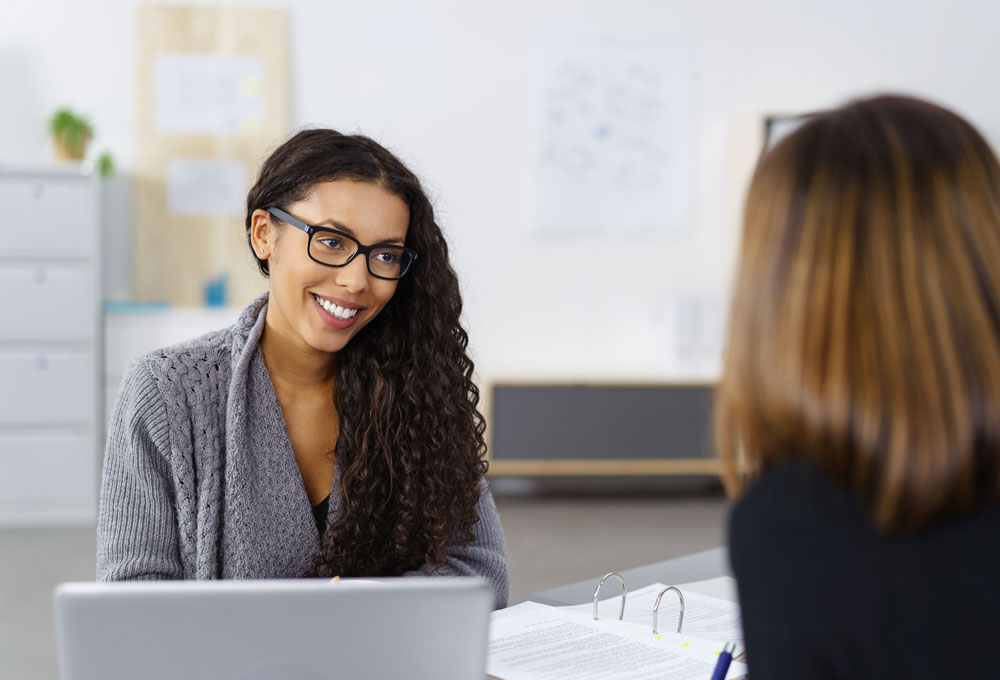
[728,460,1000,679]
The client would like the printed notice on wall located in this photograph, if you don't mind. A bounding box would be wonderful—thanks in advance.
[533,29,695,237]
[660,295,726,378]
[167,159,246,216]
[155,54,264,135]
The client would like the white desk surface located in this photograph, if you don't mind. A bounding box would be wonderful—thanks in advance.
[516,546,730,607]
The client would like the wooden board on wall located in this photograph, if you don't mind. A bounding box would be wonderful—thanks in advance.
[133,4,288,306]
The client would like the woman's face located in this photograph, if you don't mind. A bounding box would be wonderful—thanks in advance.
[251,179,410,355]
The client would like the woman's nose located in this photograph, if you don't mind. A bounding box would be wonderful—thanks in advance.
[334,255,369,294]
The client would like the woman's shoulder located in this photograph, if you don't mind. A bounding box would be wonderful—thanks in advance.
[729,460,875,558]
[733,459,848,518]
[140,327,233,374]
[730,458,1000,567]
[131,294,267,382]
[115,296,267,422]
[122,325,237,403]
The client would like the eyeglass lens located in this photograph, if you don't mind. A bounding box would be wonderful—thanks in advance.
[310,232,412,279]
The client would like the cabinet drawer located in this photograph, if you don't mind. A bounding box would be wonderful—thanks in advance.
[0,179,97,258]
[0,350,96,425]
[0,433,96,521]
[0,265,97,342]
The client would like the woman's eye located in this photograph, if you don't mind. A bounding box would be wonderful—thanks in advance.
[317,237,344,250]
[374,252,399,264]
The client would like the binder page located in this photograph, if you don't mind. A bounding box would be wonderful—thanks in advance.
[492,600,554,620]
[562,582,744,644]
[676,575,739,602]
[487,605,747,680]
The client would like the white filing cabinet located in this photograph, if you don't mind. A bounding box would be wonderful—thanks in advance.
[0,166,101,525]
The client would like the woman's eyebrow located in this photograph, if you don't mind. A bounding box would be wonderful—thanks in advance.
[315,218,350,231]
[316,220,406,245]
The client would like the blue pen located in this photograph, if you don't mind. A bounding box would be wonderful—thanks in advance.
[709,641,736,680]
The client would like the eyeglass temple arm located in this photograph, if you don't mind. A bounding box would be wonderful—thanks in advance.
[265,206,311,234]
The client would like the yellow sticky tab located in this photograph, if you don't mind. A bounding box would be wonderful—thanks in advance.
[240,77,262,97]
[681,642,692,647]
[239,117,261,135]
[654,635,663,640]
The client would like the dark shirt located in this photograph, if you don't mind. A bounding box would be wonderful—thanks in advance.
[729,459,1000,679]
[312,495,330,535]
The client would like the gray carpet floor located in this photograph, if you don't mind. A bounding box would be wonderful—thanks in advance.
[0,487,729,680]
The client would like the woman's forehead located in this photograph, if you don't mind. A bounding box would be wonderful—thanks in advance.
[295,180,410,240]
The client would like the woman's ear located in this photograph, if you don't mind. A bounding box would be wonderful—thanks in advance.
[249,209,274,260]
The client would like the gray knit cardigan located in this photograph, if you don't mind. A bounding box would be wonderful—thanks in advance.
[97,294,509,608]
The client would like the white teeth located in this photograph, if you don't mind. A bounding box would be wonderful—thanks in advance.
[313,294,359,320]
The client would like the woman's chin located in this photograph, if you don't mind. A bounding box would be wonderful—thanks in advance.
[307,335,350,355]
[302,325,356,355]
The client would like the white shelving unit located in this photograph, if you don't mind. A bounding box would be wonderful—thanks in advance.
[0,165,101,525]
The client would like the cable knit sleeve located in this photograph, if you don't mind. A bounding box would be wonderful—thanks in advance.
[97,358,184,581]
[405,478,510,609]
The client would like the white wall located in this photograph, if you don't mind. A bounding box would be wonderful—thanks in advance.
[3,0,999,378]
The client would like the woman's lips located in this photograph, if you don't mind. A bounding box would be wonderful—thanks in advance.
[311,293,364,330]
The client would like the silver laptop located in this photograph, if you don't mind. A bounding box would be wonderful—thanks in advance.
[53,577,493,680]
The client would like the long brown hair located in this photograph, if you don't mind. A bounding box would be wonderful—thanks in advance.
[246,129,488,575]
[716,95,1000,532]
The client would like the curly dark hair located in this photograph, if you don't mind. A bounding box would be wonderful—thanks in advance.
[245,129,488,576]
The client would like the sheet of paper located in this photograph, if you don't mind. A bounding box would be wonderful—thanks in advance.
[532,27,695,237]
[562,582,744,645]
[655,295,727,377]
[492,601,555,621]
[487,606,746,680]
[155,54,264,134]
[166,159,246,217]
[678,576,739,603]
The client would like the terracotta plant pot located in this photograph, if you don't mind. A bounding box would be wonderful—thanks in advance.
[53,131,91,161]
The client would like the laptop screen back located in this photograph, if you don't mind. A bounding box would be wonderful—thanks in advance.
[54,578,493,680]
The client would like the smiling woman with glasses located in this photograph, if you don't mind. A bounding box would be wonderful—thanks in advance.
[97,129,509,609]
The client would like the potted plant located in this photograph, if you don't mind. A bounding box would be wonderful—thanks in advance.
[48,108,93,161]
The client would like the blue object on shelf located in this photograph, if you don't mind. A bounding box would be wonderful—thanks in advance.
[204,274,228,307]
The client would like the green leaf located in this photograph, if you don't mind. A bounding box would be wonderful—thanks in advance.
[97,151,115,178]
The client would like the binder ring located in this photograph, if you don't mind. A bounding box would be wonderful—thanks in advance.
[652,586,684,634]
[593,572,627,621]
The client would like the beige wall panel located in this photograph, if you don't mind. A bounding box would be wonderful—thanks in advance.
[133,4,287,306]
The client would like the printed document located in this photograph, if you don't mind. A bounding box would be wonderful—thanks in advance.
[487,602,746,679]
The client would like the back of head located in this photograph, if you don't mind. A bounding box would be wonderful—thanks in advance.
[717,95,1000,532]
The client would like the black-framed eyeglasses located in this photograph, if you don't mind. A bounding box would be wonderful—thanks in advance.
[265,206,419,280]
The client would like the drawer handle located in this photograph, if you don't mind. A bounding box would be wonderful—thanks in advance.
[33,183,44,199]
[36,355,49,370]
[35,268,47,284]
